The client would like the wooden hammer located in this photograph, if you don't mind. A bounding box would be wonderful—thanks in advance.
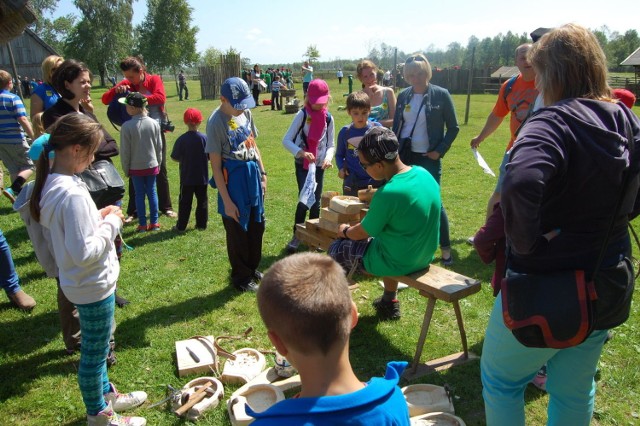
[174,381,214,417]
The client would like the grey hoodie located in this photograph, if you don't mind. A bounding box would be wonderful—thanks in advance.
[39,174,121,304]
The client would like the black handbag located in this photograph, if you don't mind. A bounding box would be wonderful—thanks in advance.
[501,117,636,349]
[398,92,428,164]
[77,160,125,208]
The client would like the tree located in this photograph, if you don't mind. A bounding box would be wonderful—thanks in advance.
[136,0,198,75]
[27,0,60,35]
[200,47,222,67]
[40,15,76,54]
[303,45,320,62]
[65,0,134,86]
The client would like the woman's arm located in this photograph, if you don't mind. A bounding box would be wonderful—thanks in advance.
[142,75,166,106]
[379,87,397,128]
[30,94,44,119]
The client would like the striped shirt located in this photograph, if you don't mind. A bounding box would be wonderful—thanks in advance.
[0,89,26,144]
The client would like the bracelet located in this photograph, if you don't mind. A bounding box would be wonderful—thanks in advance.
[342,225,350,239]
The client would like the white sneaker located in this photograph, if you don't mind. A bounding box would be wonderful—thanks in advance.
[104,383,147,412]
[87,401,147,426]
[378,281,409,290]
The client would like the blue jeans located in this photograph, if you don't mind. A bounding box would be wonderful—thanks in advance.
[481,295,608,426]
[407,153,450,249]
[131,175,158,227]
[77,293,115,415]
[0,229,21,296]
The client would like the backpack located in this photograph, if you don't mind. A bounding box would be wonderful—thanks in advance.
[503,75,519,105]
[106,91,132,130]
[293,108,332,150]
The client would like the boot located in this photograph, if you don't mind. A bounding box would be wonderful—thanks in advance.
[8,290,36,310]
[87,401,146,426]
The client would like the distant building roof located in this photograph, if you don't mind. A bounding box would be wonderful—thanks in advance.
[621,46,640,66]
[490,66,519,79]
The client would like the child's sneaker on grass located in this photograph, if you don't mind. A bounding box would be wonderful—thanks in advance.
[104,383,147,412]
[2,187,16,203]
[531,365,547,391]
[147,224,160,231]
[87,401,146,426]
[136,225,147,233]
[372,297,401,320]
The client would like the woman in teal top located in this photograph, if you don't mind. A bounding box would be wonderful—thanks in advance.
[357,60,396,128]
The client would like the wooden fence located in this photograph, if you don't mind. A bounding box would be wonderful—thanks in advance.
[199,54,241,100]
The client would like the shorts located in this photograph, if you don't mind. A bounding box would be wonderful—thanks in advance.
[494,151,510,193]
[0,140,34,176]
[328,238,371,275]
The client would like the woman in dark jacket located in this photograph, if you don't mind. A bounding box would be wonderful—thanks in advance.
[481,24,640,426]
[392,53,459,265]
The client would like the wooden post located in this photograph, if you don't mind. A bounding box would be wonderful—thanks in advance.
[464,46,475,125]
[6,42,24,100]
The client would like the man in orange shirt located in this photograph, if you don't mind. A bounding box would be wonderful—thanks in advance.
[470,44,538,222]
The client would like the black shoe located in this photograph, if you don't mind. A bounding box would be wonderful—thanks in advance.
[234,280,259,292]
[115,292,130,308]
[253,270,264,281]
[372,297,401,320]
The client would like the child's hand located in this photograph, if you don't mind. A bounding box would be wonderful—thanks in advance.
[297,151,315,162]
[101,205,124,220]
[224,200,240,223]
[115,85,130,94]
[338,169,346,179]
[321,160,333,169]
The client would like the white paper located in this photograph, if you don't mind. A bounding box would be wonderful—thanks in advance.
[472,148,496,177]
[298,163,318,208]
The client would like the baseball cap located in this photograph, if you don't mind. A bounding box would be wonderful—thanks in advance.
[183,107,203,124]
[307,79,330,105]
[359,127,399,162]
[612,88,636,109]
[221,77,255,110]
[530,27,553,42]
[118,92,147,108]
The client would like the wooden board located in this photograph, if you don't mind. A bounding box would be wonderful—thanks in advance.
[295,224,334,251]
[320,207,360,224]
[318,217,359,234]
[388,264,481,302]
[176,336,217,378]
[402,352,479,381]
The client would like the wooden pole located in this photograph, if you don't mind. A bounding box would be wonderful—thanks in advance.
[6,42,24,100]
[464,46,475,125]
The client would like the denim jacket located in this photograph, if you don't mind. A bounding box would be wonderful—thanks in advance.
[392,83,459,158]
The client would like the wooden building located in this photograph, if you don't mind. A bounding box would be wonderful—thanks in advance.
[621,46,640,102]
[0,27,58,81]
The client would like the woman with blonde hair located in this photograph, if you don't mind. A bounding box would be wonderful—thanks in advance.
[481,23,640,425]
[356,59,396,127]
[392,53,459,265]
[30,55,63,118]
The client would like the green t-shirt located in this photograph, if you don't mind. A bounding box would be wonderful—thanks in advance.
[362,166,441,276]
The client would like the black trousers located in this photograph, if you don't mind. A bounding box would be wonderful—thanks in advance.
[126,133,173,215]
[179,83,189,100]
[271,91,281,110]
[252,86,260,106]
[176,184,208,230]
[221,209,265,287]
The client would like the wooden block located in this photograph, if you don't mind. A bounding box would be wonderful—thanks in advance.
[305,218,321,232]
[295,224,333,250]
[176,336,217,377]
[321,191,339,208]
[329,196,365,214]
[320,207,360,223]
[318,217,359,234]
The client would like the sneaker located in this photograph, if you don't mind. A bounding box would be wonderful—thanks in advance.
[104,383,147,412]
[87,401,146,426]
[8,289,36,310]
[466,236,475,246]
[531,365,547,391]
[163,210,178,218]
[372,297,401,320]
[136,225,147,233]
[171,225,186,234]
[2,187,16,203]
[286,236,300,253]
[234,280,259,292]
[253,270,264,281]
[147,224,161,231]
[441,255,454,266]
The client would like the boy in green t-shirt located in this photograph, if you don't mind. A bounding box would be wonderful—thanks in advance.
[328,127,441,320]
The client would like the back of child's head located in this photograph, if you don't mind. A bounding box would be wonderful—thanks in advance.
[30,114,103,222]
[0,70,12,88]
[183,108,203,126]
[257,253,353,356]
[306,79,330,107]
[346,91,371,112]
[360,126,399,165]
[32,112,45,138]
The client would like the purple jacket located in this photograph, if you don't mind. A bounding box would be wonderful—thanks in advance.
[502,98,640,274]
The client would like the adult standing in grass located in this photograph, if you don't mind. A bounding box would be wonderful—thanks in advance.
[206,78,267,293]
[301,61,314,96]
[470,44,538,223]
[392,53,459,266]
[357,60,396,128]
[250,64,262,107]
[101,56,177,220]
[481,24,640,426]
[30,55,63,119]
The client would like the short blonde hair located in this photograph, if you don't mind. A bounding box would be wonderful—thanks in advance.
[0,70,12,88]
[403,53,432,82]
[41,55,63,85]
[356,59,379,79]
[257,253,353,355]
[529,23,610,104]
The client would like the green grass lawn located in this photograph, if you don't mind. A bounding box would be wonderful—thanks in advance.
[0,78,638,425]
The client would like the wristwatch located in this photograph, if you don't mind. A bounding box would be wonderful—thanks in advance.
[342,226,350,239]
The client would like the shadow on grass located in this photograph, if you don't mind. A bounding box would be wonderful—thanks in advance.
[0,310,60,356]
[114,284,241,349]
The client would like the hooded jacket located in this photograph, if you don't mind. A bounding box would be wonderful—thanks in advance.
[39,174,121,304]
[502,98,640,274]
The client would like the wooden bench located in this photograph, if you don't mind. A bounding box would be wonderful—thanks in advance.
[295,222,482,380]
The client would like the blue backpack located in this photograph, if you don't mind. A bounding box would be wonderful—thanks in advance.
[106,92,132,130]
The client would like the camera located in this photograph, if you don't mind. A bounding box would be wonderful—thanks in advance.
[161,119,175,132]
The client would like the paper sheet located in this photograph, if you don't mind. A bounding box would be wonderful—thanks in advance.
[472,148,496,177]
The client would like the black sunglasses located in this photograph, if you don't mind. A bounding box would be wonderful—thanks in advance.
[405,56,426,64]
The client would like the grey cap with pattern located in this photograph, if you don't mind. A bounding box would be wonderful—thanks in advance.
[360,126,399,162]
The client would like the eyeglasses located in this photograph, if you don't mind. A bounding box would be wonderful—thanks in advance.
[359,160,374,170]
[405,55,426,64]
